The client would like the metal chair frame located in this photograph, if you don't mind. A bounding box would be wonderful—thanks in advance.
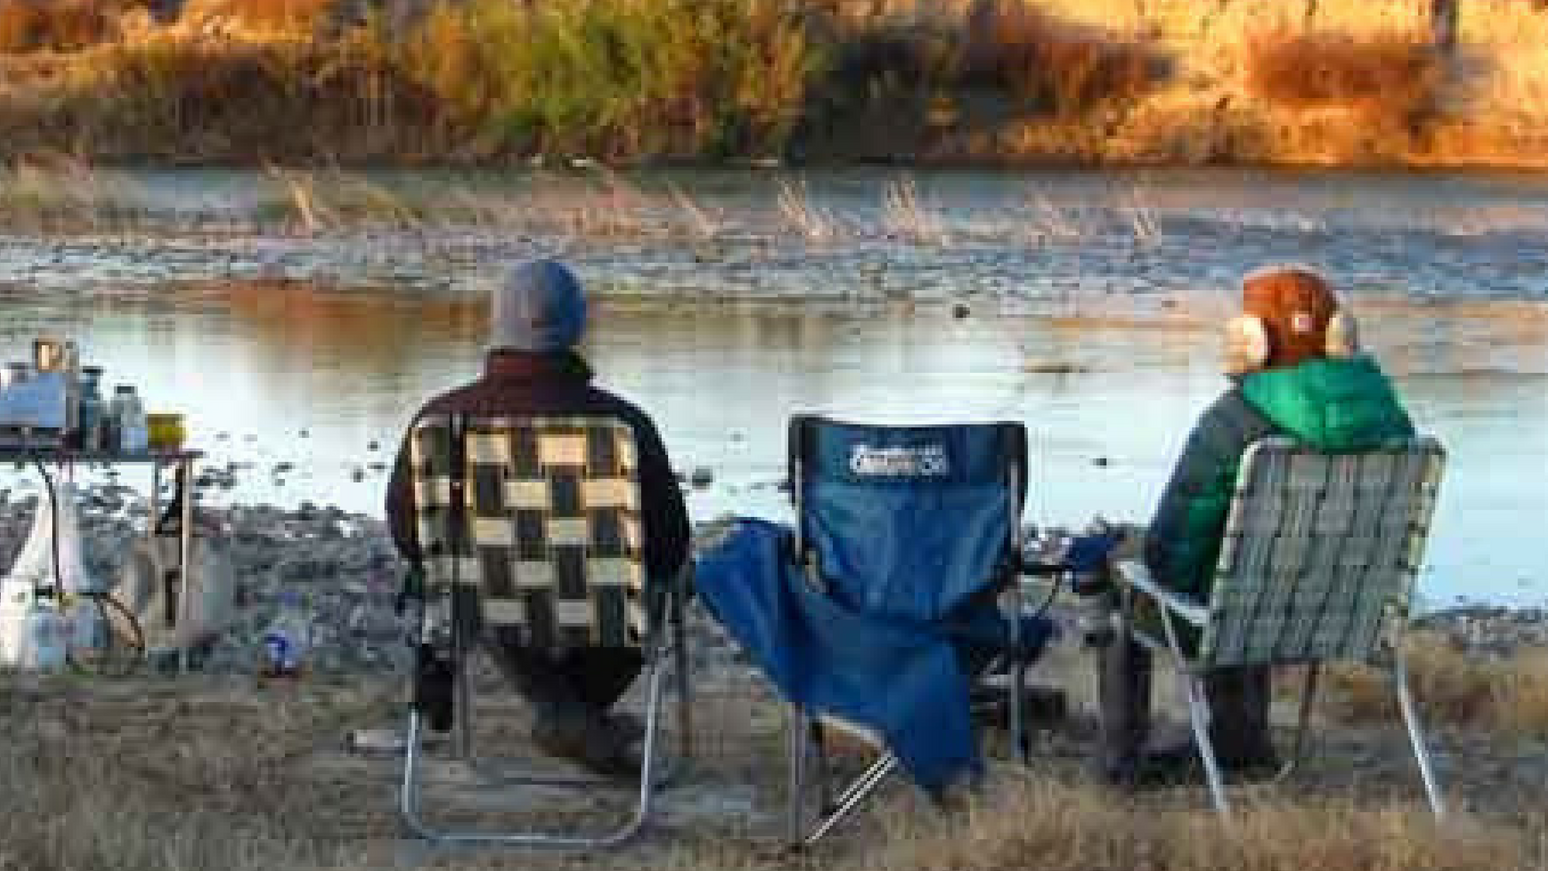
[1112,436,1446,818]
[782,418,1046,847]
[397,413,694,848]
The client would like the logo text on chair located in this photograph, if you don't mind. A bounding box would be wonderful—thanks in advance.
[849,444,950,478]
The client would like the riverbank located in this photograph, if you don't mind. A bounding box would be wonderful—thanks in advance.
[3,492,1548,870]
[6,487,1548,680]
[3,0,1548,168]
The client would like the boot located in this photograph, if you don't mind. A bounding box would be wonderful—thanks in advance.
[1097,634,1152,787]
[531,708,643,781]
[1137,666,1280,784]
[412,644,456,733]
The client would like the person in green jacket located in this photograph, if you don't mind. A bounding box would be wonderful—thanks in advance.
[1099,266,1415,787]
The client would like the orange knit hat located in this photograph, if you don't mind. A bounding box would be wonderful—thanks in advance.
[1241,267,1339,369]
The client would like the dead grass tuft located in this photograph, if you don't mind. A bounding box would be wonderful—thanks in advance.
[0,0,129,53]
[178,0,349,38]
[1244,30,1444,129]
[12,32,447,163]
[962,0,1158,116]
[1327,632,1548,740]
[863,773,1529,871]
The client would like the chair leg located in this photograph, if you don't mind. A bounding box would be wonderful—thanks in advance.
[397,654,669,847]
[1183,673,1230,816]
[811,720,835,815]
[1010,658,1028,764]
[1278,664,1320,781]
[786,704,810,846]
[453,628,474,763]
[1395,655,1447,819]
[672,589,694,765]
[804,752,898,846]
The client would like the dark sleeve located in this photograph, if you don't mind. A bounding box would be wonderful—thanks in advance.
[629,414,691,582]
[1143,390,1275,595]
[385,425,420,564]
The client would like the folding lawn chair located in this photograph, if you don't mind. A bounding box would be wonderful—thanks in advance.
[398,412,692,847]
[782,415,1057,845]
[1113,436,1447,817]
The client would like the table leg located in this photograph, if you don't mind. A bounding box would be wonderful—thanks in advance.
[150,464,161,531]
[177,457,195,675]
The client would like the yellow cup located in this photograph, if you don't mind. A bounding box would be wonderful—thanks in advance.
[147,413,186,451]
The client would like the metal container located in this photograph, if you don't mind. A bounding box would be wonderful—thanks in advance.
[147,413,186,451]
[2,362,33,389]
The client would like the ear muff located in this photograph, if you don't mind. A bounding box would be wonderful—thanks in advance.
[1223,314,1270,374]
[1324,309,1360,358]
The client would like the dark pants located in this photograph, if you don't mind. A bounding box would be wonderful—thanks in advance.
[1098,633,1276,778]
[486,637,644,725]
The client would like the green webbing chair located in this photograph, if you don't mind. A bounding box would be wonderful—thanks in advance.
[1114,436,1447,817]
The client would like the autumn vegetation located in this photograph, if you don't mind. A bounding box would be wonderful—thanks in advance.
[0,0,1544,166]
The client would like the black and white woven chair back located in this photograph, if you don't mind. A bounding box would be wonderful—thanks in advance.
[409,413,649,649]
[1201,436,1445,668]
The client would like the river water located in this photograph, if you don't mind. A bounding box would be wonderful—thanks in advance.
[0,168,1543,608]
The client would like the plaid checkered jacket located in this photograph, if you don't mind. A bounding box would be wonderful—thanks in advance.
[386,351,691,595]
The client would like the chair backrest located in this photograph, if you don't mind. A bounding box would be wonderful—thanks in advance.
[409,413,648,649]
[788,415,1026,624]
[1199,436,1445,668]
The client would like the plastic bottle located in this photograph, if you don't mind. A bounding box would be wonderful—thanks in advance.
[260,591,310,678]
[65,594,108,666]
[77,367,105,452]
[21,599,67,672]
[112,385,148,453]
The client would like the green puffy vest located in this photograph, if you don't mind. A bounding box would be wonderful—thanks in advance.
[1145,355,1415,598]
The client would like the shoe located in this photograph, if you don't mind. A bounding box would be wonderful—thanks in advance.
[606,711,647,744]
[413,646,455,733]
[531,713,643,781]
[1138,740,1282,785]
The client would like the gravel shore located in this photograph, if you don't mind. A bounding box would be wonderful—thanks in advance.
[0,483,1538,677]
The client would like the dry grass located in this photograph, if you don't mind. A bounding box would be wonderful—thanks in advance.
[1,0,1547,165]
[1244,30,1443,131]
[961,1,1158,117]
[178,0,338,37]
[1326,632,1548,740]
[0,0,131,53]
[862,774,1532,871]
[0,675,396,871]
[2,650,1548,871]
[0,31,447,163]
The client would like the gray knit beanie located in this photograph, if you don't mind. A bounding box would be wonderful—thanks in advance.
[489,259,587,352]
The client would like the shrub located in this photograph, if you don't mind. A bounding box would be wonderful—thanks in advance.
[1326,632,1548,739]
[38,32,444,162]
[0,0,122,53]
[1245,30,1443,128]
[178,0,338,36]
[961,0,1156,116]
[399,0,829,161]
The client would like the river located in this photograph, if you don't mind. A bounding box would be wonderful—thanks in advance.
[0,168,1543,608]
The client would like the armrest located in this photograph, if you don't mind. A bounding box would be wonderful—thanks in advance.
[1114,560,1209,627]
[1016,557,1067,578]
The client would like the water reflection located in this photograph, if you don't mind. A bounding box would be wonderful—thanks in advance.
[0,280,1542,608]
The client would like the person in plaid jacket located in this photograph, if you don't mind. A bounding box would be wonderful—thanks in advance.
[386,259,691,778]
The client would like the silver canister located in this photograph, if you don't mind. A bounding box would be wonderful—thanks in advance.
[1,361,33,389]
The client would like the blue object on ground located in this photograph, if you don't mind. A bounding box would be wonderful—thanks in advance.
[1064,531,1124,574]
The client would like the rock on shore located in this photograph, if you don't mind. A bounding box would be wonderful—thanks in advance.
[0,484,753,682]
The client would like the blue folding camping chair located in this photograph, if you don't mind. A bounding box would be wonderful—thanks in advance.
[781,415,1058,844]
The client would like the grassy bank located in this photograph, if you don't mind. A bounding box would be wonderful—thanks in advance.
[5,629,1548,871]
[1,0,1548,166]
